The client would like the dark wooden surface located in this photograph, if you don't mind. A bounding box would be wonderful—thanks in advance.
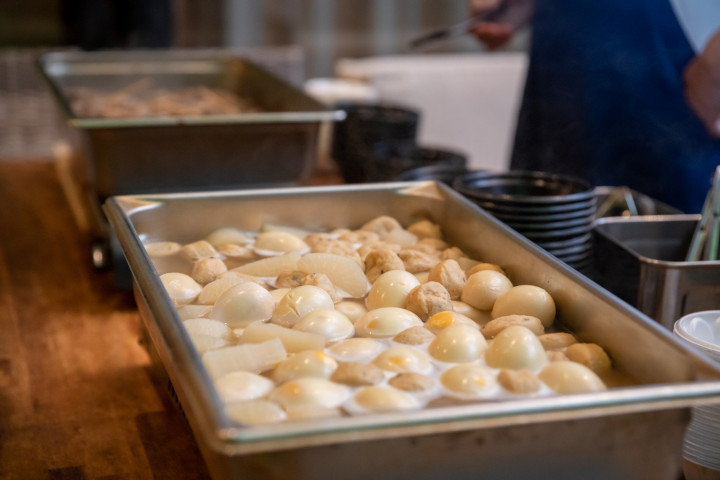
[0,160,212,479]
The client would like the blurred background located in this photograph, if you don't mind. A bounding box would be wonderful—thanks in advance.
[0,0,530,170]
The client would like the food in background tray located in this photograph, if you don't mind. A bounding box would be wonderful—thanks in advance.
[148,215,629,425]
[66,79,262,118]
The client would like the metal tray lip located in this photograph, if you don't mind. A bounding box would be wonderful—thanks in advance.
[593,214,720,268]
[36,49,346,128]
[103,182,720,455]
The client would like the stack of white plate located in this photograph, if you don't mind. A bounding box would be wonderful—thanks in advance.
[674,311,720,473]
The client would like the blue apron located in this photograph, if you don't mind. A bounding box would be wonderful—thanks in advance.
[510,0,720,213]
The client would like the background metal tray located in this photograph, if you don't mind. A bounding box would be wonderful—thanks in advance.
[104,182,720,480]
[592,214,720,330]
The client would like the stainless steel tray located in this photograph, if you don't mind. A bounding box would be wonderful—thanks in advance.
[104,182,720,480]
[592,214,720,330]
[38,49,344,199]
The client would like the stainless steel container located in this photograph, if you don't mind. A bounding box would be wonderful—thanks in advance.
[38,49,343,198]
[592,214,720,330]
[38,49,343,274]
[104,182,720,480]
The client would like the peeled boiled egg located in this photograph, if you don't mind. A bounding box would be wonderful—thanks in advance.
[272,350,338,384]
[425,311,480,334]
[428,324,488,363]
[205,227,251,247]
[365,270,421,310]
[214,371,275,403]
[538,361,607,394]
[271,285,335,327]
[197,276,248,305]
[440,364,499,399]
[293,308,355,342]
[327,337,384,362]
[269,377,351,409]
[209,281,275,328]
[372,345,432,374]
[354,307,423,338]
[491,285,556,328]
[352,386,422,412]
[254,231,309,254]
[160,272,202,307]
[335,300,368,322]
[460,270,513,311]
[485,325,548,371]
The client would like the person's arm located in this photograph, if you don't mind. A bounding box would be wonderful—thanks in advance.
[468,0,535,50]
[684,28,720,138]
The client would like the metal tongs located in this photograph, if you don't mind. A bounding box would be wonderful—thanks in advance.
[686,166,720,261]
[408,0,511,50]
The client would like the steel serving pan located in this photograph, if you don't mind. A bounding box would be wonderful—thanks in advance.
[104,182,720,480]
[592,215,720,329]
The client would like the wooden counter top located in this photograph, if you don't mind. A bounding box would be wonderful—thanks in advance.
[0,159,344,479]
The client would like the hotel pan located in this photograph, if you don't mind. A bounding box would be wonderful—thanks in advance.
[592,214,720,330]
[104,181,720,480]
[38,49,343,276]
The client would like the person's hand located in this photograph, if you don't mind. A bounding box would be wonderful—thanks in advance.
[684,29,720,138]
[467,0,534,50]
[468,0,515,50]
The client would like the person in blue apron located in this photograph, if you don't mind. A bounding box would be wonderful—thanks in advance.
[471,0,720,213]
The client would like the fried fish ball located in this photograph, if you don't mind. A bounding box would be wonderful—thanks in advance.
[428,259,466,300]
[360,216,403,239]
[407,219,442,239]
[364,248,405,283]
[191,257,228,285]
[565,343,612,374]
[404,281,453,321]
[482,314,544,339]
[497,369,542,395]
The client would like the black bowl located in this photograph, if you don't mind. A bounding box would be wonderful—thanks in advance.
[399,164,472,184]
[454,170,595,206]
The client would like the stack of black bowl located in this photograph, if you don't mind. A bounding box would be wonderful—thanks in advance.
[453,170,596,273]
[331,102,469,183]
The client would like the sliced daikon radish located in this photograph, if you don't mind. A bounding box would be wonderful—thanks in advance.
[241,321,326,353]
[202,338,286,378]
[188,333,231,355]
[177,304,213,320]
[297,252,369,298]
[183,317,233,340]
[231,251,301,276]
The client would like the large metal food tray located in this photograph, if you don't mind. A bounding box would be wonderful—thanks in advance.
[104,182,720,480]
[592,214,720,330]
[38,50,343,198]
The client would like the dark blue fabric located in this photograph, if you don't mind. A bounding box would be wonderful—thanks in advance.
[510,0,720,213]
